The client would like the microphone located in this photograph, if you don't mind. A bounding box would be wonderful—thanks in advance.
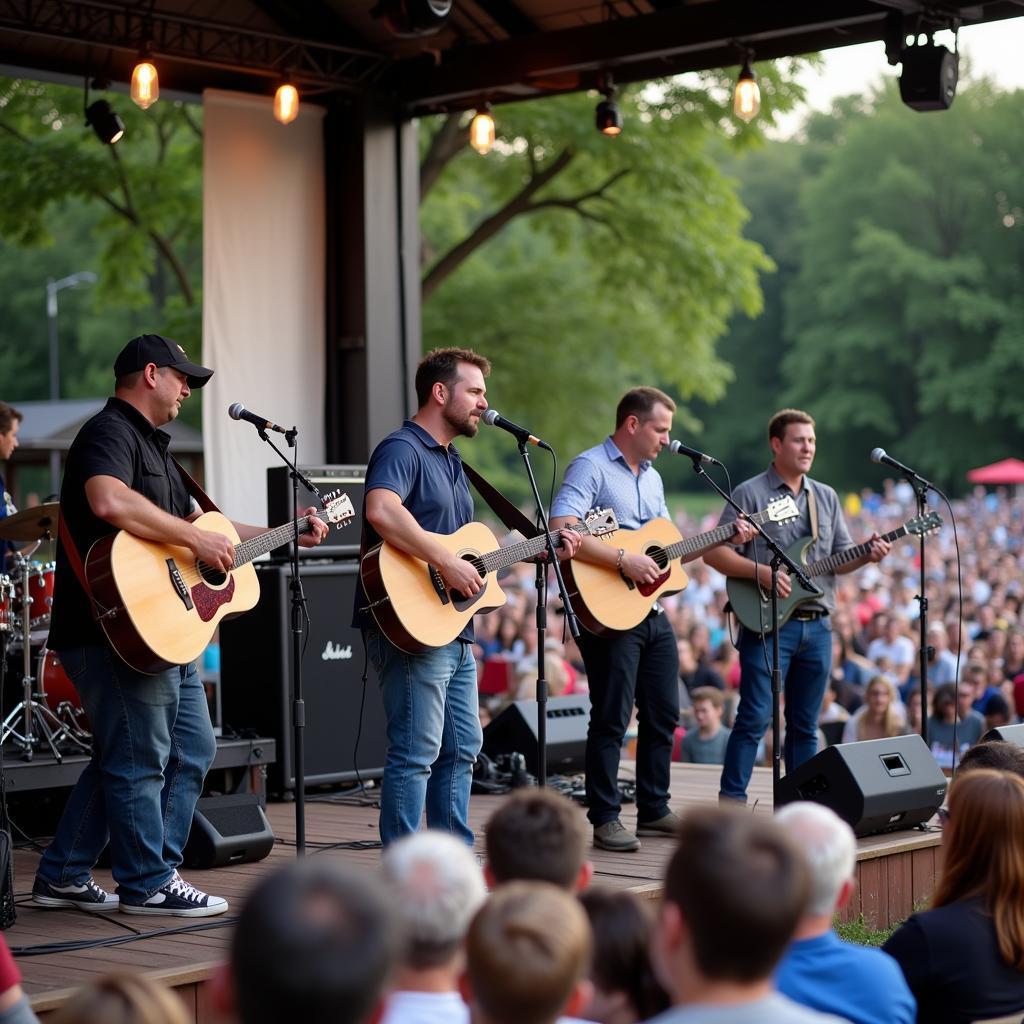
[669,440,721,466]
[870,447,930,484]
[481,409,551,450]
[228,402,289,435]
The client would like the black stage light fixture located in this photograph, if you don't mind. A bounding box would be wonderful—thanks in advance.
[372,0,452,37]
[900,38,959,111]
[85,99,125,144]
[595,73,623,136]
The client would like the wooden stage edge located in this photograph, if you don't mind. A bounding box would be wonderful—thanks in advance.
[10,762,941,1020]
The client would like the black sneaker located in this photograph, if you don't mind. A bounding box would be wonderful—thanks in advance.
[120,873,229,917]
[32,875,119,913]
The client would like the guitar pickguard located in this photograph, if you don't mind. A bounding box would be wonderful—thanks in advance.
[636,571,670,598]
[449,580,488,613]
[190,576,236,622]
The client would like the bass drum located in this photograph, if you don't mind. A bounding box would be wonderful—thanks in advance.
[38,648,91,735]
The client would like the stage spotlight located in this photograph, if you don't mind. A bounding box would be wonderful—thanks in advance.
[274,82,300,125]
[130,60,159,109]
[900,39,958,111]
[371,0,452,37]
[86,100,125,144]
[733,56,760,123]
[595,75,622,136]
[470,104,495,155]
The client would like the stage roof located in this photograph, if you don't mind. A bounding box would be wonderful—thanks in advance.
[2,1,1022,115]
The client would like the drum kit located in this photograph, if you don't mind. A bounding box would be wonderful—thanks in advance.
[0,503,90,761]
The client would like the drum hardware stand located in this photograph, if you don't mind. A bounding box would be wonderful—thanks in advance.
[0,543,89,761]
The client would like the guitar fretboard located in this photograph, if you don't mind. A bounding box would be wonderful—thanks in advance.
[470,523,590,575]
[232,516,315,568]
[804,526,907,578]
[663,507,773,563]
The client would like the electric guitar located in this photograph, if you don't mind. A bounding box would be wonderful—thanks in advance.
[563,495,800,635]
[85,491,355,674]
[360,508,619,654]
[726,511,944,634]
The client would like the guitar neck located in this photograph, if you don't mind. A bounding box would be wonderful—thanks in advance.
[233,517,315,568]
[663,508,771,563]
[804,526,907,578]
[475,524,585,575]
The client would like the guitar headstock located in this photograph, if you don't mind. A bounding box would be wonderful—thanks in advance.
[906,511,943,537]
[766,495,800,525]
[321,490,356,529]
[583,507,619,537]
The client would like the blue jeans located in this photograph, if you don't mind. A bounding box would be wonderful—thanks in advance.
[365,628,482,847]
[37,645,217,902]
[720,618,832,802]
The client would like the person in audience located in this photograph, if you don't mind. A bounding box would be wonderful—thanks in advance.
[927,683,984,770]
[0,936,37,1024]
[484,787,592,891]
[926,623,958,686]
[49,973,186,1024]
[379,830,487,1024]
[866,615,915,687]
[577,888,670,1024]
[462,882,592,1024]
[903,686,929,738]
[984,692,1014,734]
[648,806,846,1023]
[678,687,731,765]
[957,739,1024,777]
[883,769,1024,1023]
[678,637,724,695]
[773,803,915,1024]
[211,859,400,1024]
[840,676,905,744]
[827,634,867,713]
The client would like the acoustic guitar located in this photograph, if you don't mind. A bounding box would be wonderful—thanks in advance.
[726,511,943,634]
[85,491,355,674]
[563,495,800,635]
[360,508,619,653]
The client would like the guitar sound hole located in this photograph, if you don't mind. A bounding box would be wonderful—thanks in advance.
[647,547,669,570]
[198,562,227,587]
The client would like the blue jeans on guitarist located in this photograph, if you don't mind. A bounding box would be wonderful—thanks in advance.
[36,645,216,902]
[719,617,832,803]
[365,628,482,847]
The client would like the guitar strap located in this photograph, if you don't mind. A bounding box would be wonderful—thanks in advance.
[806,480,819,555]
[171,457,220,515]
[460,460,542,539]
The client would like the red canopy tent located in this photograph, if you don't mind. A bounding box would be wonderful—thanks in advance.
[966,458,1024,484]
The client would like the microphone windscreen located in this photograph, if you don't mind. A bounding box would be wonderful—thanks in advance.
[870,447,886,464]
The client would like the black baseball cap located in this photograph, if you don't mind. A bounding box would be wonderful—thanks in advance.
[113,334,214,389]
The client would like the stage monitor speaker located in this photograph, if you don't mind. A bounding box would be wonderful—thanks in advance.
[266,464,366,560]
[982,724,1024,745]
[483,695,590,776]
[775,734,947,837]
[220,562,387,794]
[182,794,274,869]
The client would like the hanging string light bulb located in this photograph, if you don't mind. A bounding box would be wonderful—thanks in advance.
[470,103,495,155]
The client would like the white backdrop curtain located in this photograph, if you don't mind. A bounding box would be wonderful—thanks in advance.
[201,88,326,526]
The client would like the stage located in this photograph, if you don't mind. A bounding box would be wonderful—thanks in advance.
[3,761,941,1021]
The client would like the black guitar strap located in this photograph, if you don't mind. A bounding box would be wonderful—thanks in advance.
[460,460,542,539]
[806,481,819,558]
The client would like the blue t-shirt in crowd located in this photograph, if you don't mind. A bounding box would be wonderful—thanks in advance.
[775,930,915,1024]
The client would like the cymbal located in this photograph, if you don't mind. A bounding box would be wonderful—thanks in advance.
[0,503,60,542]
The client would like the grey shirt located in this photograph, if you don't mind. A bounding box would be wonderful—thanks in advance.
[649,993,850,1024]
[716,465,853,616]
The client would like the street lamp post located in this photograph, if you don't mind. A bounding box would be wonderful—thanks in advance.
[46,271,97,494]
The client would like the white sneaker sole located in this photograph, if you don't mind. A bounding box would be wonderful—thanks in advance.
[32,894,120,913]
[120,899,229,918]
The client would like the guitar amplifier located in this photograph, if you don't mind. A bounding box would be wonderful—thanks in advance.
[267,464,365,560]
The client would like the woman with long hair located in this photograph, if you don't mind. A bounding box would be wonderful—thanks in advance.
[840,676,905,744]
[883,769,1024,1022]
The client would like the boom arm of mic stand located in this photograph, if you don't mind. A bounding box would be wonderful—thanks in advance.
[255,431,323,505]
[687,459,816,594]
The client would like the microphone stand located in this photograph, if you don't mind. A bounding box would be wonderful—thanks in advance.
[685,458,816,798]
[252,425,322,855]
[515,440,581,788]
[903,475,934,746]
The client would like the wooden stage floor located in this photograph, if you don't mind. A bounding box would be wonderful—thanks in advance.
[5,762,941,1018]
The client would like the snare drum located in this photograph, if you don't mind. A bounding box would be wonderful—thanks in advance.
[0,575,11,632]
[15,562,56,627]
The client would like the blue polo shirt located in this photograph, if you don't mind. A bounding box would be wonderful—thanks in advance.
[353,420,475,641]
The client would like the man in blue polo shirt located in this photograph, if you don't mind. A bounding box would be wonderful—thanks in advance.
[354,347,580,846]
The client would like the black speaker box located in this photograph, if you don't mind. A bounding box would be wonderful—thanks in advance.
[899,44,959,111]
[775,734,947,837]
[982,724,1024,745]
[483,695,591,775]
[266,464,366,560]
[182,794,274,869]
[220,562,387,794]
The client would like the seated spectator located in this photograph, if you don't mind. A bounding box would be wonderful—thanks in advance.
[462,882,592,1024]
[0,936,38,1024]
[841,676,906,744]
[773,803,915,1024]
[648,806,845,1023]
[904,686,930,738]
[484,787,592,891]
[883,769,1024,1023]
[828,634,867,713]
[957,739,1024,778]
[379,830,487,1024]
[678,687,730,765]
[577,888,670,1024]
[211,859,400,1024]
[926,683,984,770]
[926,623,958,685]
[678,638,724,696]
[818,680,850,728]
[867,614,915,687]
[984,692,1014,734]
[1003,629,1024,688]
[50,973,186,1024]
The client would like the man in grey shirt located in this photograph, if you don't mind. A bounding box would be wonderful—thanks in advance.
[704,409,890,804]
